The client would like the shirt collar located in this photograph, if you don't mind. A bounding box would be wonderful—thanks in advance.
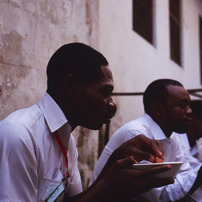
[144,113,167,140]
[38,92,72,133]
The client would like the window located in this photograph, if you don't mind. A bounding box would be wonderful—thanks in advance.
[132,0,153,44]
[200,17,202,84]
[169,0,181,66]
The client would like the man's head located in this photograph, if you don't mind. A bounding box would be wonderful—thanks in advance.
[187,100,202,146]
[46,43,117,130]
[47,43,109,92]
[143,79,192,137]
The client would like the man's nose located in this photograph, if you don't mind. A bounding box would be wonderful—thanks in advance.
[186,105,192,114]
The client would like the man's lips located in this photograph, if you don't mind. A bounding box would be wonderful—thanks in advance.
[185,117,192,124]
[103,112,115,124]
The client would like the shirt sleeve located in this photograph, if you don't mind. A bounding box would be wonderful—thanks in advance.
[196,137,202,161]
[157,135,201,201]
[0,121,38,202]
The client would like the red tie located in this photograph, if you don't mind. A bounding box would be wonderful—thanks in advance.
[54,131,70,178]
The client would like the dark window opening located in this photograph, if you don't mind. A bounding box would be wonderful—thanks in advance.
[169,0,181,66]
[132,0,153,44]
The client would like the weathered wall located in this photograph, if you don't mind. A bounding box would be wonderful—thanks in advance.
[0,0,99,190]
[98,0,202,136]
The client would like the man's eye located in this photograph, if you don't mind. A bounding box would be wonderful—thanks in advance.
[101,89,112,98]
[101,86,113,98]
[180,103,188,109]
[102,92,111,98]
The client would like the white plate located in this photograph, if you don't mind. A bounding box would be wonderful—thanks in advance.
[132,162,183,179]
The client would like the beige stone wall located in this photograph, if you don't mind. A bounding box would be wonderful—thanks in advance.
[0,0,99,190]
[98,0,202,136]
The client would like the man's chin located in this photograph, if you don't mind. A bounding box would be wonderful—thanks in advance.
[174,127,187,134]
[84,123,104,130]
[93,123,104,130]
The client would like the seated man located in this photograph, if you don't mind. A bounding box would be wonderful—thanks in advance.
[0,43,173,202]
[177,100,202,201]
[178,100,202,161]
[90,79,202,201]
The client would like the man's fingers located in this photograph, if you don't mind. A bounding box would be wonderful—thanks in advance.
[145,139,163,158]
[142,165,172,176]
[136,135,163,158]
[131,164,172,180]
[155,140,163,157]
[115,156,136,168]
[133,150,155,162]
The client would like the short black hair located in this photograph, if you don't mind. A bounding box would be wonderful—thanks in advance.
[143,79,183,114]
[47,42,108,91]
[190,100,202,120]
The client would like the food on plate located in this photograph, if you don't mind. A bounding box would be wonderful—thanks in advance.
[155,156,164,163]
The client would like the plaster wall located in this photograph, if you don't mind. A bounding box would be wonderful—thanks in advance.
[98,0,202,135]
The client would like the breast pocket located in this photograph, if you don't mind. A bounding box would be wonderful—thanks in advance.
[38,169,65,201]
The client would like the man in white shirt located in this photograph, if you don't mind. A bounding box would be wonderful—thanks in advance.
[90,79,202,201]
[179,100,202,161]
[177,100,202,201]
[0,43,173,202]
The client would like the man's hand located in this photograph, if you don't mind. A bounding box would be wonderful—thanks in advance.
[65,135,173,202]
[113,134,164,163]
[89,135,173,201]
[96,156,174,201]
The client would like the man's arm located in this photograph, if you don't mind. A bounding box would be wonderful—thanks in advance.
[63,135,174,201]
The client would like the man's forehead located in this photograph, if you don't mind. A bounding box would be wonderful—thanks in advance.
[96,65,113,84]
[100,65,113,78]
[88,66,114,89]
[166,85,190,100]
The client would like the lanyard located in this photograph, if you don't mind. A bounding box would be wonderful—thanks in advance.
[54,131,70,178]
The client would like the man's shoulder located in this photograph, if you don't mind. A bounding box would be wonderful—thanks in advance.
[112,115,150,139]
[0,105,44,137]
[1,104,41,123]
[121,115,149,130]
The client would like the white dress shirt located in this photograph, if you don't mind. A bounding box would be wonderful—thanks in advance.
[90,114,201,202]
[177,133,202,202]
[0,93,82,202]
[196,137,202,162]
[178,134,202,162]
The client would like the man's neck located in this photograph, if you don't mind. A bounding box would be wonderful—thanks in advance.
[151,115,172,138]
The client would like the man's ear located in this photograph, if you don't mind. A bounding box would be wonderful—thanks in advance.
[62,74,78,96]
[150,101,162,118]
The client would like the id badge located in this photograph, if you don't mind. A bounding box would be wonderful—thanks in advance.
[45,178,68,202]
